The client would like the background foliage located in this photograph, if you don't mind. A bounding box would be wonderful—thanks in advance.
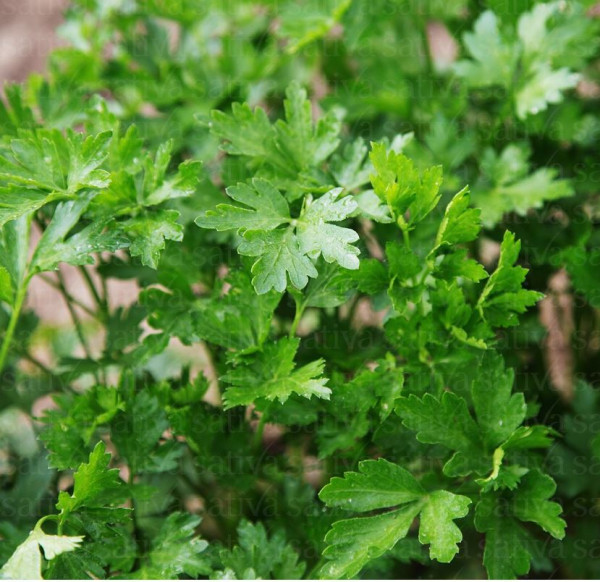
[1,0,600,578]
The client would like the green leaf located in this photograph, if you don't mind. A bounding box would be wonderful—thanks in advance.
[222,337,330,408]
[369,142,417,217]
[319,458,424,511]
[210,102,275,159]
[352,258,388,295]
[319,459,471,577]
[474,493,533,579]
[217,520,305,579]
[238,228,318,293]
[111,390,181,473]
[515,63,579,119]
[0,129,111,193]
[474,145,573,227]
[396,392,487,476]
[39,387,124,471]
[471,352,526,448]
[454,6,582,120]
[434,186,480,249]
[0,130,111,227]
[514,4,581,118]
[142,147,200,206]
[195,178,290,232]
[454,11,516,88]
[56,441,127,517]
[330,139,372,191]
[409,165,443,225]
[0,215,29,303]
[143,270,281,350]
[501,425,556,451]
[274,82,343,170]
[209,82,342,187]
[130,512,209,578]
[386,241,421,280]
[517,2,558,58]
[0,524,83,580]
[418,490,472,563]
[433,249,488,283]
[0,188,62,230]
[0,84,37,135]
[477,231,543,328]
[197,179,359,293]
[42,547,106,580]
[277,0,351,53]
[562,245,600,308]
[369,143,442,225]
[320,506,420,579]
[194,271,281,349]
[516,1,599,69]
[90,136,198,216]
[475,470,565,579]
[33,219,128,273]
[28,191,126,273]
[301,261,354,308]
[297,188,359,270]
[121,209,184,269]
[353,190,392,223]
[317,361,403,457]
[511,471,565,539]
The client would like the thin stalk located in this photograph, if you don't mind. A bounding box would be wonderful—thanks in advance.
[252,406,270,453]
[55,270,99,382]
[100,276,109,309]
[344,293,361,330]
[128,469,146,565]
[19,350,52,375]
[419,14,434,77]
[0,277,29,374]
[397,216,411,249]
[39,275,99,319]
[403,227,410,248]
[289,295,306,338]
[79,265,108,319]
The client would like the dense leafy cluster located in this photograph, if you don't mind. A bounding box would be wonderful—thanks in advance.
[1,0,600,579]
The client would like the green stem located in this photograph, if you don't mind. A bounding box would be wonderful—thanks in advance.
[345,294,361,326]
[101,276,108,309]
[252,406,271,453]
[0,276,29,374]
[397,216,411,249]
[79,265,108,319]
[36,513,60,535]
[55,270,99,382]
[127,469,147,569]
[419,13,434,77]
[19,350,52,375]
[289,296,306,338]
[39,275,99,319]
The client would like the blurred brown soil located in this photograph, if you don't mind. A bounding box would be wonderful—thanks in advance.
[0,0,68,83]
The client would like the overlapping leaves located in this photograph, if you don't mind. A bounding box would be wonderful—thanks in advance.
[196,179,359,293]
[454,3,594,119]
[318,459,471,578]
